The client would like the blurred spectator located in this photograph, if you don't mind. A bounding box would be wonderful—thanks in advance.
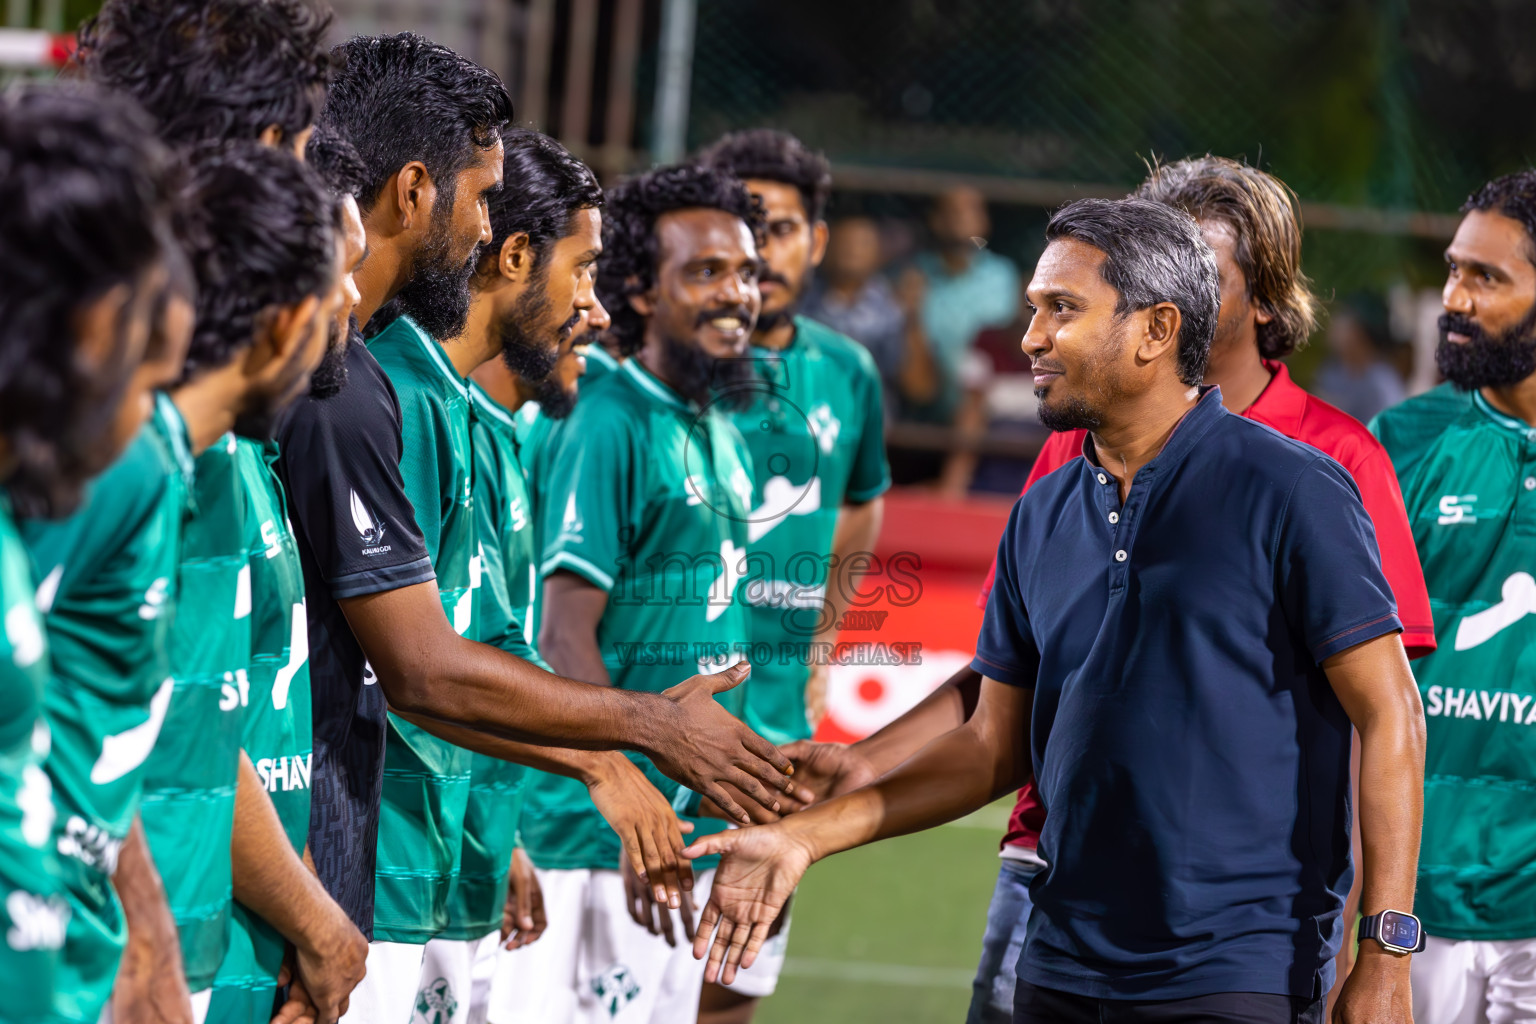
[938,275,1040,497]
[1316,292,1407,424]
[903,186,1020,422]
[803,215,907,418]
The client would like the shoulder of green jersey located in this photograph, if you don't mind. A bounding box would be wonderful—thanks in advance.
[540,550,615,591]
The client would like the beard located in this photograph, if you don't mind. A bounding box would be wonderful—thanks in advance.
[496,273,573,383]
[658,329,756,408]
[1036,392,1104,432]
[394,196,478,341]
[1436,308,1536,389]
[308,314,358,399]
[532,364,578,419]
[755,265,811,335]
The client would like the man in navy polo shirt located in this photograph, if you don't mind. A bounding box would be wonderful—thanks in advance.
[682,197,1428,1024]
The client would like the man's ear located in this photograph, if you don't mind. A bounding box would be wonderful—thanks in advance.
[809,220,830,269]
[1138,301,1183,366]
[627,275,655,317]
[251,295,322,377]
[500,233,533,284]
[393,162,433,233]
[258,124,284,150]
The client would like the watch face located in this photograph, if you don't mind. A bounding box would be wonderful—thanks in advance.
[1380,911,1420,948]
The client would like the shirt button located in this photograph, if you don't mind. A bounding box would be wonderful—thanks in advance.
[1108,512,1120,524]
[1525,477,1536,491]
[1097,473,1108,485]
[1114,549,1128,562]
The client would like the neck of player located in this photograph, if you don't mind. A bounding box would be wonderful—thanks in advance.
[446,291,504,379]
[1202,322,1272,416]
[1091,381,1201,502]
[753,311,798,351]
[1481,374,1536,427]
[170,361,249,454]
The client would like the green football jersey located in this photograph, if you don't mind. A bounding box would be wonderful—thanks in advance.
[441,383,546,941]
[728,317,890,743]
[138,433,252,991]
[523,358,755,871]
[1372,384,1536,940]
[208,438,313,1022]
[0,497,70,1024]
[22,393,191,1022]
[367,316,479,943]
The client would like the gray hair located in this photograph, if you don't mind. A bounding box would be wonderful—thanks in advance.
[1045,197,1220,386]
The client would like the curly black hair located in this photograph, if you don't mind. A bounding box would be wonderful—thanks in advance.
[0,83,177,519]
[1463,170,1536,266]
[306,124,369,202]
[321,33,513,215]
[698,129,832,223]
[77,0,330,149]
[483,127,603,271]
[597,164,763,357]
[178,141,335,380]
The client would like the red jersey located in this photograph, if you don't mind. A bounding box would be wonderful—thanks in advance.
[978,362,1435,849]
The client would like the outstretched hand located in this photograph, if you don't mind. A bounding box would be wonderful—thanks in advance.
[587,754,695,907]
[683,825,814,985]
[780,740,879,801]
[651,663,814,825]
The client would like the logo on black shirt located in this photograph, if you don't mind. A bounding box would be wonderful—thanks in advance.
[350,489,391,555]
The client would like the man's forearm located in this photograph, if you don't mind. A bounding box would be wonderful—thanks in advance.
[392,714,634,786]
[1355,708,1425,919]
[786,679,1028,862]
[853,664,981,775]
[113,816,177,945]
[230,751,349,944]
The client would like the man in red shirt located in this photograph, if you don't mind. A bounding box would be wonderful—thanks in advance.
[787,156,1435,1024]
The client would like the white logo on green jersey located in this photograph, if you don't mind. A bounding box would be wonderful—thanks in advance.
[1425,685,1536,724]
[272,600,308,710]
[234,563,252,620]
[92,676,173,784]
[748,475,823,543]
[261,519,283,560]
[138,576,170,621]
[5,891,68,952]
[220,668,250,711]
[706,539,746,624]
[561,492,584,541]
[351,489,389,551]
[808,402,841,455]
[1454,572,1536,651]
[5,600,44,669]
[256,753,311,792]
[1437,493,1478,525]
[509,496,528,532]
[685,474,707,507]
[33,565,62,614]
[18,759,53,849]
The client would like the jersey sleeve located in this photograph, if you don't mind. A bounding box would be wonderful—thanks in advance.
[472,437,543,667]
[392,387,455,565]
[275,357,434,600]
[1275,457,1403,663]
[976,429,1086,606]
[1346,445,1436,658]
[844,346,892,504]
[970,500,1041,687]
[538,417,636,593]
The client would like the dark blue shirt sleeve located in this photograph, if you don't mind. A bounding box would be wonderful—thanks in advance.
[1275,456,1402,663]
[970,499,1041,686]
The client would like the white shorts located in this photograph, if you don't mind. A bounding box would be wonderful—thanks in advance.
[487,867,715,1024]
[713,902,793,999]
[101,987,211,1024]
[418,932,500,1024]
[1412,933,1536,1024]
[339,939,426,1023]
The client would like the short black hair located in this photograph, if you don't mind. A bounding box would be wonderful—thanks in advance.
[598,164,763,357]
[178,141,335,380]
[482,127,603,273]
[1462,170,1536,267]
[321,33,513,215]
[698,129,832,223]
[0,83,176,518]
[78,0,330,148]
[1046,197,1220,387]
[306,124,369,201]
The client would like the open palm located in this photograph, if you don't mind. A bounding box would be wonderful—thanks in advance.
[687,824,814,984]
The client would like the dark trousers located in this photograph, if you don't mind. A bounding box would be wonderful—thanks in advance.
[1013,981,1327,1024]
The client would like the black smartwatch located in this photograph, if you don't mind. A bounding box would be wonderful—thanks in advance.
[1358,909,1426,954]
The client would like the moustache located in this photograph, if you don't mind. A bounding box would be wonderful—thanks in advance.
[558,312,581,341]
[695,305,755,328]
[758,270,791,289]
[1438,312,1483,342]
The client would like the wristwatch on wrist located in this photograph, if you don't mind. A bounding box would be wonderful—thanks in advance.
[1358,909,1426,954]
